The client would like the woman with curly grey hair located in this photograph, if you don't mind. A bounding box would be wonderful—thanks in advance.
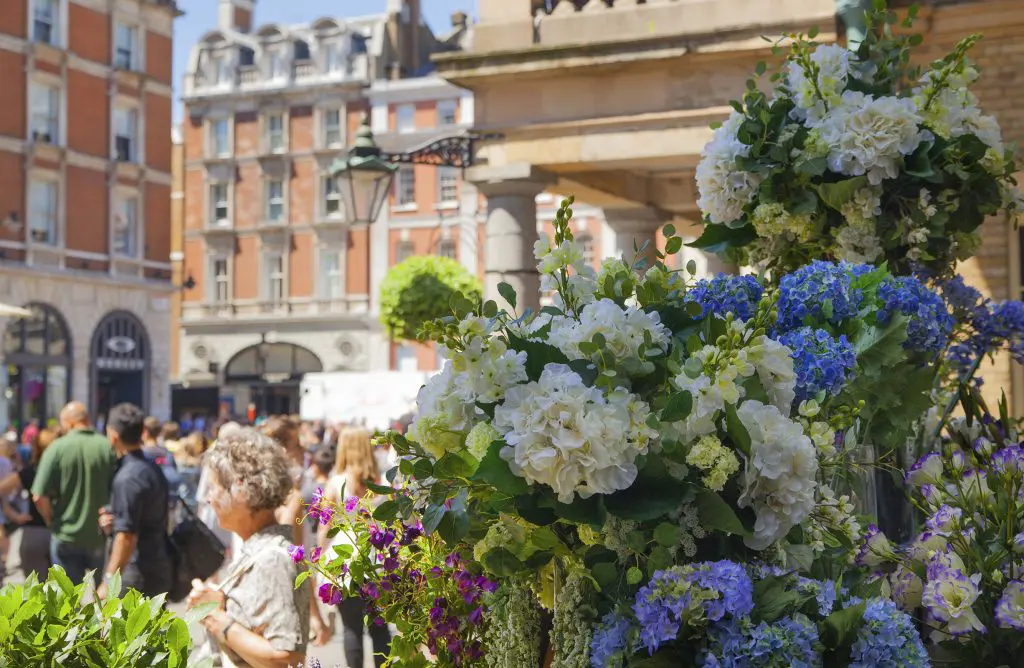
[186,427,311,667]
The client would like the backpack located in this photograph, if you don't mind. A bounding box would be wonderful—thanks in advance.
[167,500,227,603]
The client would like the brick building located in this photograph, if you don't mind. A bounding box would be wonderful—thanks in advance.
[174,0,629,419]
[0,0,179,429]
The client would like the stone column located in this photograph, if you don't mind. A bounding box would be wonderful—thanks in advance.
[602,206,670,270]
[467,163,557,313]
[368,198,393,372]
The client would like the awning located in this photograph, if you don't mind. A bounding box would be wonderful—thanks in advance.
[0,303,32,318]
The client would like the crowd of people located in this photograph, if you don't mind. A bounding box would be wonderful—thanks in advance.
[0,405,407,668]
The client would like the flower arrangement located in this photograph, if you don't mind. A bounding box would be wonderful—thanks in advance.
[294,495,495,667]
[691,1,1022,275]
[342,196,964,666]
[857,393,1024,665]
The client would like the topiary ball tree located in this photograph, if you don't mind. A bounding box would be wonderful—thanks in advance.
[379,255,483,341]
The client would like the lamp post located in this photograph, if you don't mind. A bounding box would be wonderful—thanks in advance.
[256,332,270,418]
[330,115,500,225]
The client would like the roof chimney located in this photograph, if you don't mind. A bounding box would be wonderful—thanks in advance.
[219,0,254,33]
[451,11,468,29]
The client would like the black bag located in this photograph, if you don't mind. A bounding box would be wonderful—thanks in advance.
[167,501,226,603]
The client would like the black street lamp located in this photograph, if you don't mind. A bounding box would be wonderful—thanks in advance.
[330,115,500,225]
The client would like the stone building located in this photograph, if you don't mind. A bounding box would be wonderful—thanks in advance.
[435,0,1024,413]
[0,0,180,428]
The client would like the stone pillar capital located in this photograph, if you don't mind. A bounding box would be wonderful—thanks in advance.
[466,163,558,199]
[601,205,672,231]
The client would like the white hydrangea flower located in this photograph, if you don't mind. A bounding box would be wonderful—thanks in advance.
[833,221,883,264]
[493,364,657,503]
[546,298,670,364]
[788,44,852,123]
[407,363,480,459]
[696,111,765,226]
[745,335,797,415]
[450,337,529,405]
[816,91,932,185]
[736,400,819,550]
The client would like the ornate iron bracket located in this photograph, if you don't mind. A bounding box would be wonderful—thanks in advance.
[381,132,504,170]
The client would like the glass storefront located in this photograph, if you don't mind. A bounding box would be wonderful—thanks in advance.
[3,304,72,433]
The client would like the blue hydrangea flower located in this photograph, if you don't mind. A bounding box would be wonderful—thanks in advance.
[634,562,754,654]
[876,276,953,355]
[797,577,839,616]
[849,598,930,667]
[590,612,632,668]
[702,614,821,668]
[777,261,865,331]
[778,327,857,400]
[686,274,764,322]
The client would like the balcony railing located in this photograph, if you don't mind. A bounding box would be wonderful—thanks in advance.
[183,296,371,321]
[293,60,315,79]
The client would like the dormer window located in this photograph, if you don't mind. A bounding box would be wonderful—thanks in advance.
[323,41,344,73]
[238,46,255,67]
[294,40,311,61]
[268,48,287,80]
[212,52,232,85]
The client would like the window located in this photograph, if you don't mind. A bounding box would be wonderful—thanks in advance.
[293,40,311,61]
[437,100,458,127]
[113,106,137,162]
[396,104,415,133]
[33,0,58,45]
[114,22,137,70]
[265,179,284,222]
[394,167,415,207]
[395,239,415,263]
[323,42,343,72]
[266,254,285,303]
[29,82,59,144]
[437,238,456,260]
[320,252,342,299]
[29,180,57,245]
[269,49,287,79]
[578,233,595,267]
[238,46,255,67]
[438,167,458,204]
[266,114,285,153]
[323,176,342,218]
[395,345,417,373]
[211,118,230,157]
[323,109,342,147]
[210,183,229,226]
[213,258,230,303]
[113,196,138,256]
[212,53,232,85]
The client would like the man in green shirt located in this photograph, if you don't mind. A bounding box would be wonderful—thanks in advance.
[31,401,117,585]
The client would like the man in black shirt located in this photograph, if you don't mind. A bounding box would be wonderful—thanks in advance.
[97,403,172,599]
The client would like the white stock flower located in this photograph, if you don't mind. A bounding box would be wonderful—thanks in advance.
[450,337,529,404]
[493,364,656,503]
[788,44,852,123]
[817,91,932,185]
[737,400,818,550]
[696,111,764,226]
[546,298,670,364]
[407,363,479,459]
[745,335,797,415]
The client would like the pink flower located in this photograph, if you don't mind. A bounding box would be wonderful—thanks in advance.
[287,544,304,564]
[344,496,360,513]
[318,583,343,606]
[310,546,322,563]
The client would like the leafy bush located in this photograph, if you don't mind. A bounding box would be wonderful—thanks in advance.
[379,255,482,341]
[0,567,208,667]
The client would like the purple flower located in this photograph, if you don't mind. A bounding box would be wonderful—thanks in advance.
[445,552,461,568]
[310,546,322,563]
[363,583,380,600]
[369,525,397,550]
[991,445,1024,477]
[856,525,895,567]
[905,453,943,487]
[467,606,483,626]
[384,556,400,572]
[344,496,360,513]
[318,583,343,606]
[995,581,1024,631]
[287,544,304,564]
[922,565,985,636]
[925,505,962,534]
[429,597,448,624]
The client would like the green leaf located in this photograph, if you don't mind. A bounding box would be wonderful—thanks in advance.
[660,391,693,423]
[482,548,526,577]
[724,403,751,457]
[294,570,313,590]
[820,602,868,650]
[808,25,819,39]
[183,601,219,627]
[663,223,677,237]
[552,495,606,526]
[784,544,815,572]
[473,440,530,495]
[687,223,757,255]
[506,332,571,382]
[664,237,683,255]
[694,487,751,537]
[653,522,679,547]
[434,451,476,478]
[790,188,819,215]
[364,480,398,496]
[497,282,517,310]
[796,156,828,177]
[438,507,470,545]
[421,503,447,535]
[372,499,399,521]
[412,458,434,480]
[605,470,686,521]
[125,603,151,641]
[814,176,869,212]
[592,562,619,592]
[626,567,644,585]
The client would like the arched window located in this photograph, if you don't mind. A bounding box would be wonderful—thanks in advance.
[225,342,323,417]
[4,303,72,431]
[577,232,595,268]
[90,311,151,418]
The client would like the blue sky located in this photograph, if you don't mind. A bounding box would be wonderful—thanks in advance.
[172,0,476,120]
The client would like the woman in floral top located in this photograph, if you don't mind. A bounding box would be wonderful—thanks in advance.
[187,428,311,667]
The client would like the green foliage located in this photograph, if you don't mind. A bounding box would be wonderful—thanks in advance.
[378,255,482,341]
[0,567,205,668]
